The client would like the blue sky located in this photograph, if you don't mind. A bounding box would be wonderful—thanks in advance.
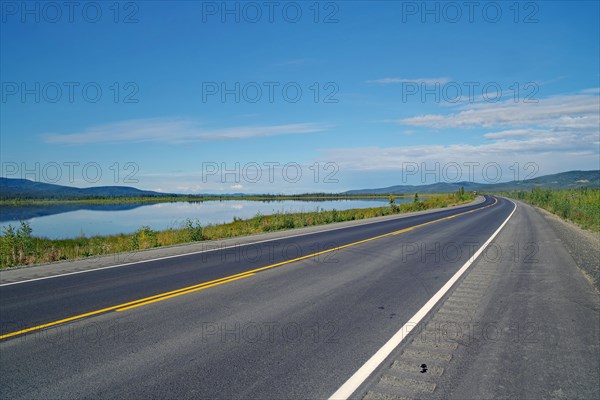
[1,1,599,193]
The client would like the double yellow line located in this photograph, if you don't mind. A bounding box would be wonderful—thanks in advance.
[0,197,497,341]
[0,273,255,340]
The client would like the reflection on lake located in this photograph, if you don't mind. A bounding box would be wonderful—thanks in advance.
[0,199,413,239]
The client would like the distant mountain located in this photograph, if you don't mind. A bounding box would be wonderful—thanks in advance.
[480,170,600,192]
[0,178,175,199]
[344,170,600,194]
[345,181,479,195]
[1,170,598,200]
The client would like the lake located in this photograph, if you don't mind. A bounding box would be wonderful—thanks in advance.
[0,198,414,239]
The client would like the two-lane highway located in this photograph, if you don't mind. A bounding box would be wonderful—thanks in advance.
[1,195,499,339]
[1,196,521,398]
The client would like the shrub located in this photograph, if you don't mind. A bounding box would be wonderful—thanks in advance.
[131,226,158,250]
[503,188,599,231]
[0,221,34,267]
[184,219,204,241]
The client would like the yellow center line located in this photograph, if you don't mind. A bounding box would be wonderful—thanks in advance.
[0,273,256,340]
[0,197,498,340]
[115,273,254,312]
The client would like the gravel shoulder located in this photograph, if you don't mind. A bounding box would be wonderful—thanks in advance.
[530,203,600,291]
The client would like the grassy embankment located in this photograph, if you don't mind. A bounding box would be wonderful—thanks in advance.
[501,187,600,232]
[0,191,475,269]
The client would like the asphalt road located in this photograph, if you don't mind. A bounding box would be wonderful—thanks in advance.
[0,195,497,334]
[1,195,597,399]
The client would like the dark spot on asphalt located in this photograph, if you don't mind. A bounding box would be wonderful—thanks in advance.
[389,313,396,318]
[378,306,385,310]
[420,363,428,373]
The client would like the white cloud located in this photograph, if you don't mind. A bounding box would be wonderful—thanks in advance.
[320,138,598,182]
[230,184,243,190]
[43,118,330,145]
[482,129,553,139]
[321,89,599,178]
[396,92,599,130]
[580,87,600,94]
[367,77,451,85]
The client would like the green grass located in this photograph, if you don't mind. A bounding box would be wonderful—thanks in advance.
[0,192,475,269]
[501,187,600,232]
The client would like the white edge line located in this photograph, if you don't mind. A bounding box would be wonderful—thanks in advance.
[328,197,517,400]
[0,197,490,287]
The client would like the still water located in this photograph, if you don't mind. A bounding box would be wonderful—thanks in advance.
[0,199,413,239]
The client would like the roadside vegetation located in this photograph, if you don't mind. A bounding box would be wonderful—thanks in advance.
[0,191,475,269]
[502,187,600,232]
